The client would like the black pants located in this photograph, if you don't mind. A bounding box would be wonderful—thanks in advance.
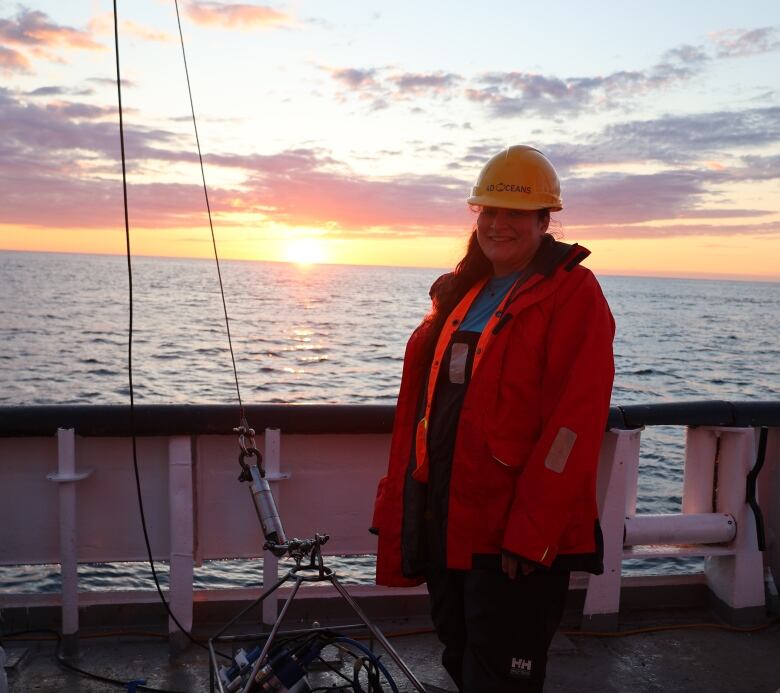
[425,557,570,693]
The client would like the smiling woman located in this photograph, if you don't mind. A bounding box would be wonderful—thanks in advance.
[372,145,615,693]
[281,236,330,266]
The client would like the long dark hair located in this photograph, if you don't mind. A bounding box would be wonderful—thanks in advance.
[420,225,491,366]
[420,209,551,366]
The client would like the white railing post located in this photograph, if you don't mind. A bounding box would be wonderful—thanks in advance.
[623,428,641,519]
[47,428,92,658]
[168,435,194,651]
[582,427,643,630]
[704,428,765,621]
[263,428,282,627]
[683,427,718,514]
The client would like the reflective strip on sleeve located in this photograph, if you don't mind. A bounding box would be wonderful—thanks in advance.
[544,427,577,473]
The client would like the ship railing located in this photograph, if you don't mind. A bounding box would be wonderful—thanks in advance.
[587,400,779,629]
[0,401,778,646]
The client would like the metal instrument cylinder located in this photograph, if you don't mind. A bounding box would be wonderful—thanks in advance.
[251,470,286,546]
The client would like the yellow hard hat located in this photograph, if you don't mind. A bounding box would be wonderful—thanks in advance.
[467,145,563,211]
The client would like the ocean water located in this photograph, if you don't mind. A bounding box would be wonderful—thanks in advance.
[1,251,779,592]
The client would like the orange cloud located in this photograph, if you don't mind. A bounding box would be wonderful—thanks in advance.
[0,9,103,53]
[124,19,175,42]
[89,14,175,43]
[0,45,31,74]
[184,2,293,29]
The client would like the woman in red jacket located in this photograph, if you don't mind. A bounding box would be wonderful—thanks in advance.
[372,146,615,692]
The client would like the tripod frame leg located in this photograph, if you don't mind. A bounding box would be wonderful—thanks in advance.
[239,575,304,693]
[329,572,427,692]
[208,567,427,693]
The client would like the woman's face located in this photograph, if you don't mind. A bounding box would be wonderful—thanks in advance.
[476,207,549,276]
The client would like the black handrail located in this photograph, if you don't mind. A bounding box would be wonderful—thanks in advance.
[0,401,778,437]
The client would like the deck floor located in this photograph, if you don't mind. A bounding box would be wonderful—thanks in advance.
[4,609,780,692]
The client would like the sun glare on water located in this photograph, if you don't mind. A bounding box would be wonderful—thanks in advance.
[282,237,329,266]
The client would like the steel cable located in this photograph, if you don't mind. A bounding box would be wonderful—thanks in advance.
[173,0,245,420]
[112,0,230,660]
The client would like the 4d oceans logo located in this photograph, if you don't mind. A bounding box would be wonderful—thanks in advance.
[486,183,532,193]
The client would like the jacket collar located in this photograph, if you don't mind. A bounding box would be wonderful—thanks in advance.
[488,236,590,334]
[505,235,589,301]
[527,234,588,277]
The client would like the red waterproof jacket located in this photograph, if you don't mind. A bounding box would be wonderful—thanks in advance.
[372,241,615,587]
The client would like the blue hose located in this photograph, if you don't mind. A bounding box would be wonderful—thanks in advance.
[331,637,399,693]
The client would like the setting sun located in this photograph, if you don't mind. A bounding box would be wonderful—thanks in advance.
[281,237,330,266]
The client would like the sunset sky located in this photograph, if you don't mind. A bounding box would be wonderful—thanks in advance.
[1,1,780,279]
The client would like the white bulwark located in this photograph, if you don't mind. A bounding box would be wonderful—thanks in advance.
[0,402,778,644]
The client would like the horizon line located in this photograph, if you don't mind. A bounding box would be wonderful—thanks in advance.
[1,247,778,284]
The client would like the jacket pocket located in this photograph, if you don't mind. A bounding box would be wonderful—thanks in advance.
[486,435,528,473]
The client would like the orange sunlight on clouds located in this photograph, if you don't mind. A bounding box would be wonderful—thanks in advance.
[3,222,778,281]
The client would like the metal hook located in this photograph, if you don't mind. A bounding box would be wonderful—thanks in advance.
[237,446,262,482]
[233,416,257,456]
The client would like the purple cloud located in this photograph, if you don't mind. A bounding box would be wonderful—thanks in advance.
[329,67,378,89]
[325,67,462,106]
[27,85,94,97]
[1,84,778,240]
[391,72,462,95]
[0,87,470,233]
[460,104,780,231]
[465,34,775,119]
[547,106,780,171]
[711,27,780,58]
[88,77,137,89]
[469,49,706,118]
[327,38,714,119]
[560,170,709,226]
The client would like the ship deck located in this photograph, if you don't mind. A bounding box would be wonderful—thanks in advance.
[5,604,779,692]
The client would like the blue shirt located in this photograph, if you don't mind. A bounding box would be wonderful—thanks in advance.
[459,271,521,333]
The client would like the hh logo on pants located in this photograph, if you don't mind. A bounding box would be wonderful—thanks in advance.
[510,657,533,678]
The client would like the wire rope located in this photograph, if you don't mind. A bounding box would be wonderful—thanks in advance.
[111,0,230,661]
[173,0,245,420]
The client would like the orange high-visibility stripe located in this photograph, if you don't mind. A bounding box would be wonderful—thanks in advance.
[412,275,521,482]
